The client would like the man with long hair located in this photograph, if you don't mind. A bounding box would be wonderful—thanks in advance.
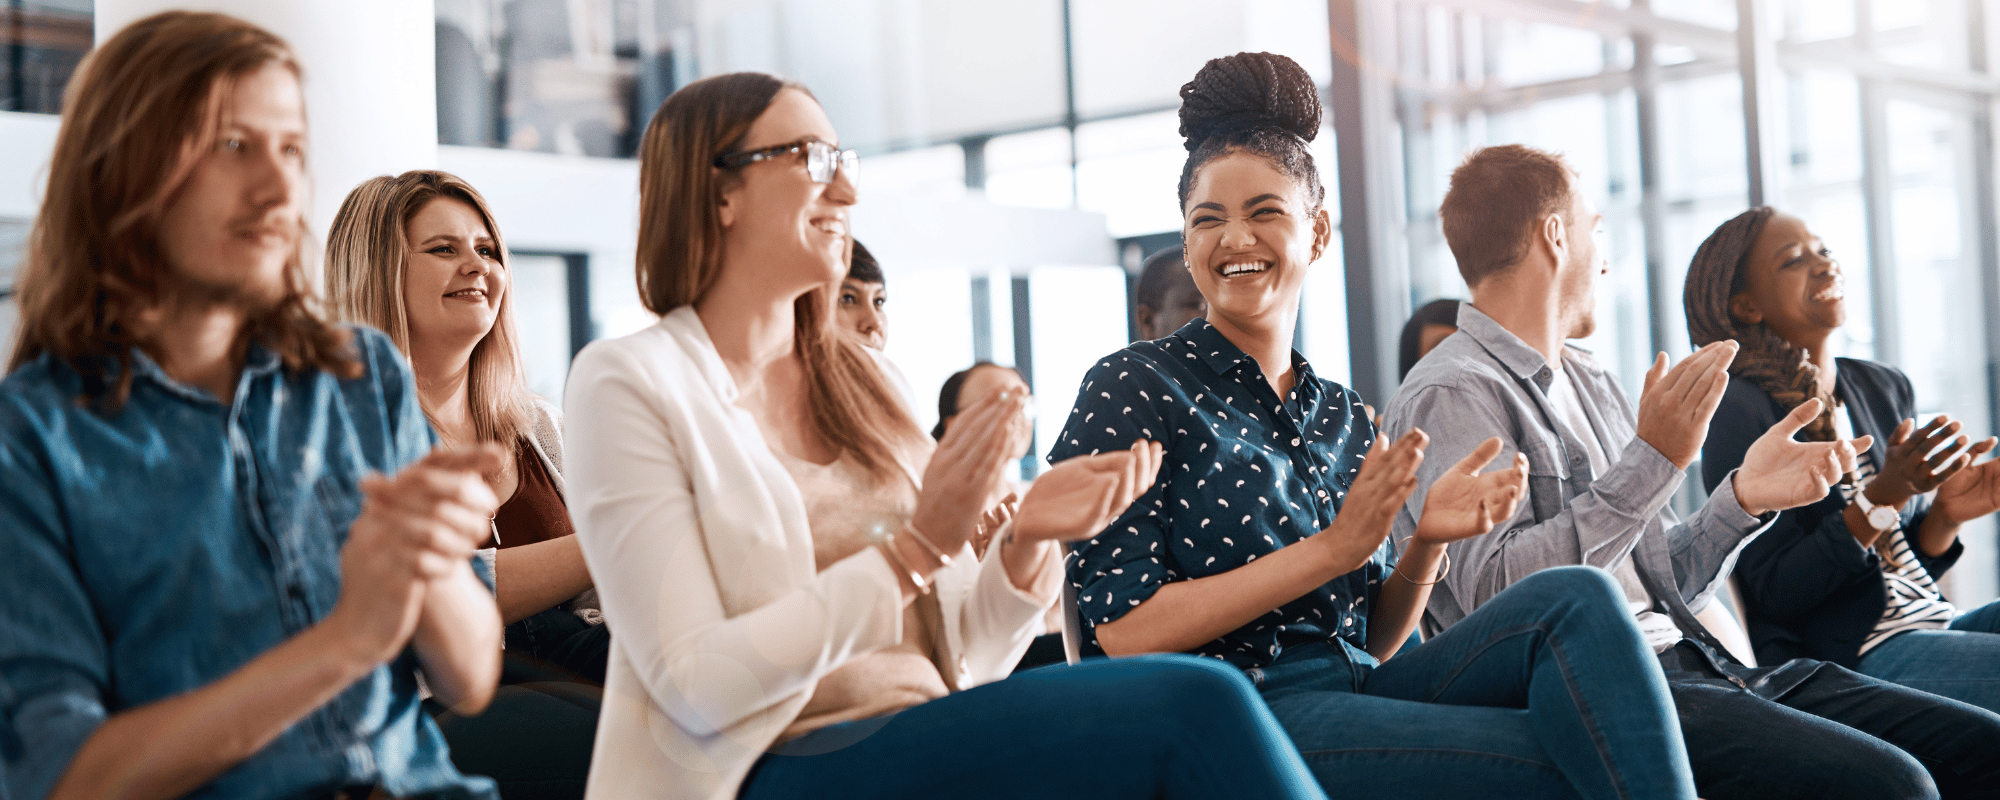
[1,12,501,799]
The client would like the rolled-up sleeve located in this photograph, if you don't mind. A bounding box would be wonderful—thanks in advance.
[1050,359,1175,631]
[0,429,107,800]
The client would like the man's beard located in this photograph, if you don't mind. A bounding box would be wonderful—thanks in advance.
[164,260,291,317]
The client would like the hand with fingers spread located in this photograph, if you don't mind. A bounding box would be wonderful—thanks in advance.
[1014,440,1165,544]
[1868,414,1978,511]
[1311,429,1427,571]
[911,389,1032,556]
[1931,436,2000,525]
[330,444,505,664]
[1415,437,1529,544]
[1634,340,1739,469]
[1735,399,1872,516]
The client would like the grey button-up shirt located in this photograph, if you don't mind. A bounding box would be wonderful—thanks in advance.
[1381,304,1772,657]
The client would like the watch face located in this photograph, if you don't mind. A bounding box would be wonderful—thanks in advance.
[1868,506,1900,530]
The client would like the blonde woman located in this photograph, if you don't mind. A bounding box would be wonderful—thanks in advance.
[326,171,602,797]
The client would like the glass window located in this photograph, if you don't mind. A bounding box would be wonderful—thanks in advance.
[2,1,91,114]
[985,127,1075,210]
[1076,111,1184,238]
[862,144,967,202]
[1029,265,1130,470]
[508,253,577,402]
[881,266,976,437]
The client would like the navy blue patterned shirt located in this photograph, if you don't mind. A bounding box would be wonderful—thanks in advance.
[1049,319,1386,670]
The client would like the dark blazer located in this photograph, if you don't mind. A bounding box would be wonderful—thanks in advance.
[1700,357,1964,668]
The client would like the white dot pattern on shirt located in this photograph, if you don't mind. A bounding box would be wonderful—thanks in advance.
[1048,319,1387,669]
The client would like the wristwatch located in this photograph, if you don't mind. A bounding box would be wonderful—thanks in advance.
[1852,484,1902,531]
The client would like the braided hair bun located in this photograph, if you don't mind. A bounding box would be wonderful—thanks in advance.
[1175,52,1325,211]
[1178,52,1320,151]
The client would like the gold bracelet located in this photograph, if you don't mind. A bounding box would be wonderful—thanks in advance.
[1392,538,1451,586]
[903,522,955,567]
[876,536,933,596]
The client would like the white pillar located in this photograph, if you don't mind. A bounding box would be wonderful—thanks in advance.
[95,0,438,245]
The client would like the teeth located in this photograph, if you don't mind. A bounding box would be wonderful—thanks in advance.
[1221,262,1268,277]
[814,218,846,235]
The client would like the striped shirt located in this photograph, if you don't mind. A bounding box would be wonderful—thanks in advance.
[1833,405,1958,654]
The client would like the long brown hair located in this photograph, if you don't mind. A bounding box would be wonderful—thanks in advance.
[7,10,357,407]
[1683,206,1837,441]
[636,72,923,479]
[324,171,530,454]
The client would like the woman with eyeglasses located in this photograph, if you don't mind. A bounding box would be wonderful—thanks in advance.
[1053,52,1698,799]
[1689,208,2000,716]
[561,72,1330,800]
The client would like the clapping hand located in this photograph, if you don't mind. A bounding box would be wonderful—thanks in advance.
[1735,399,1871,516]
[333,444,505,663]
[1414,437,1528,544]
[1931,435,2000,525]
[1310,428,1427,571]
[1013,440,1165,544]
[1869,414,1982,509]
[1634,341,1738,470]
[912,389,1032,554]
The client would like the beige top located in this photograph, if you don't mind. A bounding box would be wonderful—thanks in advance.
[775,450,951,738]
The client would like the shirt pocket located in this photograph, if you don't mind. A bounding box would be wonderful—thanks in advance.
[1516,438,1570,525]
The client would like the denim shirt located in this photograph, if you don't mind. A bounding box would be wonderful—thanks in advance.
[1382,303,1768,658]
[0,328,495,800]
[1050,319,1385,671]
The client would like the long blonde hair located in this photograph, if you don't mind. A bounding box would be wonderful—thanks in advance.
[637,72,924,480]
[324,170,530,453]
[8,11,357,406]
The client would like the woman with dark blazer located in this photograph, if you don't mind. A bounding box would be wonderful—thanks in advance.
[1688,206,2000,715]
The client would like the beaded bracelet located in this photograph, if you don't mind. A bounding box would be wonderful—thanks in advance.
[1391,538,1451,586]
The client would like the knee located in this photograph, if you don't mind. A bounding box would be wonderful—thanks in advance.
[1109,655,1262,718]
[1509,566,1624,616]
[1827,748,1935,800]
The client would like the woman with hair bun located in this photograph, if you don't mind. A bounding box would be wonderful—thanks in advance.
[1054,52,1697,799]
[561,71,1330,800]
[1690,208,2000,714]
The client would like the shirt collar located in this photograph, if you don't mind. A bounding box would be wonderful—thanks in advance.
[1454,302,1560,384]
[1172,317,1316,384]
[125,339,284,404]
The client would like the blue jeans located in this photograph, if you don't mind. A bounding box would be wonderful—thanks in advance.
[1662,640,2000,799]
[1256,566,1694,800]
[737,654,1327,800]
[1859,599,2000,716]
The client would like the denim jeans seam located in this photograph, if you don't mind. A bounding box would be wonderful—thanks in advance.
[1414,620,1634,800]
[1291,745,1566,772]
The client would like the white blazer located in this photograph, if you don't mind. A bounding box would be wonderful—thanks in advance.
[564,306,1054,800]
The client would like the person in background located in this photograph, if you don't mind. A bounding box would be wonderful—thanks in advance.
[1061,52,1699,800]
[932,361,1030,442]
[561,70,1331,800]
[1397,298,1459,380]
[932,361,1065,670]
[1385,143,2000,799]
[838,239,888,349]
[1688,207,2000,717]
[1133,246,1207,341]
[325,170,603,799]
[1,12,500,799]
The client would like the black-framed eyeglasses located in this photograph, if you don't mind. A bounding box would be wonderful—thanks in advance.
[712,139,859,184]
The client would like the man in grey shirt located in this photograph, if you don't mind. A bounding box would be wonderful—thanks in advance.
[1383,144,2000,799]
